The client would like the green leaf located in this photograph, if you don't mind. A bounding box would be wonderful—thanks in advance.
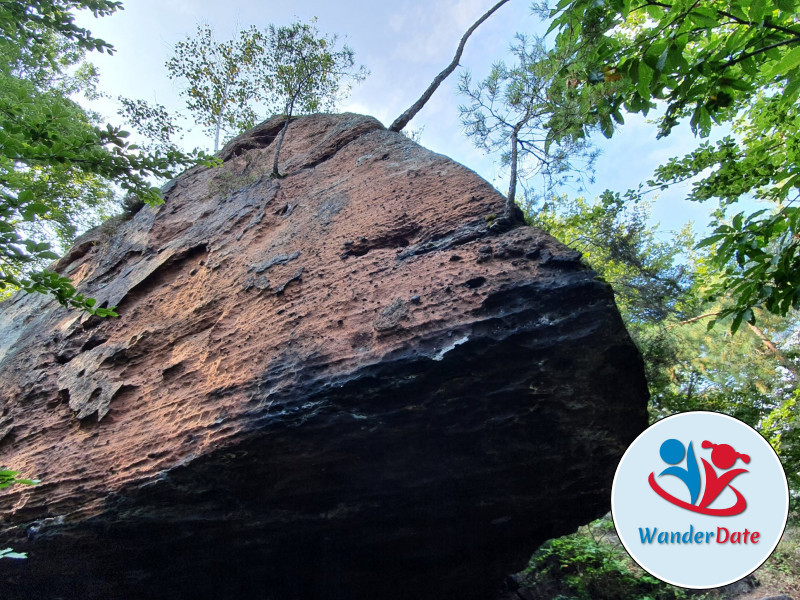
[600,116,614,138]
[696,233,726,249]
[747,2,767,23]
[731,311,744,334]
[765,46,800,80]
[655,47,669,72]
[20,202,50,220]
[637,61,653,99]
[16,189,34,204]
[689,7,721,28]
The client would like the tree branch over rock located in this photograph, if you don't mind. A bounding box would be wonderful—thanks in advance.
[388,0,511,133]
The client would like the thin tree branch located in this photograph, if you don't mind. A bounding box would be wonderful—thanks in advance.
[746,321,799,378]
[630,1,671,10]
[672,311,721,327]
[389,0,512,132]
[507,121,522,207]
[716,8,800,38]
[723,36,800,69]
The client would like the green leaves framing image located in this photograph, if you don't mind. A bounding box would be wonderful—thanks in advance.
[544,0,800,329]
[0,1,209,313]
[0,468,39,560]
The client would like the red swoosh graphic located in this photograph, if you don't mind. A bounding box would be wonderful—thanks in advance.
[648,472,747,516]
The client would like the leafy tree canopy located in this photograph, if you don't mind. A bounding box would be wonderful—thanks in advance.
[263,19,365,117]
[542,0,800,330]
[0,0,121,55]
[166,24,267,152]
[0,0,209,313]
[165,19,367,170]
[259,19,367,176]
[545,0,800,137]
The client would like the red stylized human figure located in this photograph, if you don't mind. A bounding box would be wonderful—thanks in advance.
[698,441,750,511]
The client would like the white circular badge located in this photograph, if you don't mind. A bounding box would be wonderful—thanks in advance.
[612,411,788,588]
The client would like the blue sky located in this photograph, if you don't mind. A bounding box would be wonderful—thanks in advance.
[75,0,717,237]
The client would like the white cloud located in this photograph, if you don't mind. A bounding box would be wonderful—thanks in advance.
[388,12,407,32]
[388,0,492,63]
[450,0,489,30]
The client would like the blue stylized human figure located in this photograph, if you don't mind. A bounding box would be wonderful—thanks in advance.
[659,439,701,505]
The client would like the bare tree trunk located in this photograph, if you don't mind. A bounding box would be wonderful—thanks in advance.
[506,122,522,220]
[272,115,289,177]
[214,79,231,153]
[272,112,291,176]
[672,310,798,378]
[487,121,526,229]
[747,321,799,378]
[214,116,223,153]
[388,0,512,133]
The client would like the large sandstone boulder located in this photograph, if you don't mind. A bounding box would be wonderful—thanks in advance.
[0,114,648,599]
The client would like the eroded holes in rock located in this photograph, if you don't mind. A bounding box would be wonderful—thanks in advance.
[162,362,186,382]
[80,307,109,331]
[233,136,273,157]
[350,331,372,350]
[465,276,487,289]
[341,225,421,258]
[222,119,292,159]
[53,389,70,407]
[55,352,74,365]
[81,335,109,353]
[114,384,138,404]
[115,244,209,312]
[100,349,128,368]
[75,388,105,426]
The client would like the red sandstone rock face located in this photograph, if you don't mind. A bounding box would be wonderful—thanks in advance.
[0,113,647,600]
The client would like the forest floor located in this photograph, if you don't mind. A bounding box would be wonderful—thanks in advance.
[501,520,800,600]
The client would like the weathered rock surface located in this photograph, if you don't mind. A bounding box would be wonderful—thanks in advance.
[0,113,648,599]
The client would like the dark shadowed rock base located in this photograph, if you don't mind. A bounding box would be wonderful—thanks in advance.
[0,114,648,599]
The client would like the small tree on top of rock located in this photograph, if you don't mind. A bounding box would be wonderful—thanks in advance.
[261,19,367,177]
[458,34,599,226]
[166,24,267,152]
